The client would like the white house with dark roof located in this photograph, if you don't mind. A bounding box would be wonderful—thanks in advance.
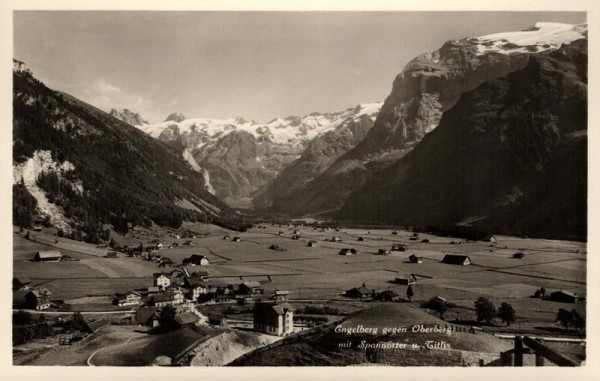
[253,301,295,336]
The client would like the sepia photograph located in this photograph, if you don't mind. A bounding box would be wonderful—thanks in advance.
[5,1,594,374]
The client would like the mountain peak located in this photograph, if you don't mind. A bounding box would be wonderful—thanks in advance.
[165,112,186,123]
[109,108,148,126]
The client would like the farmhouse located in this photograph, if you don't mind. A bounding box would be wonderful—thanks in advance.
[183,254,210,266]
[331,237,342,242]
[253,301,295,336]
[233,237,241,242]
[391,231,399,235]
[208,313,225,326]
[269,244,285,251]
[239,281,264,295]
[441,254,471,265]
[223,235,231,240]
[154,272,171,289]
[135,306,161,328]
[374,289,401,302]
[395,274,417,285]
[183,240,194,246]
[34,250,63,262]
[152,290,184,307]
[25,288,52,310]
[421,239,430,243]
[357,237,366,242]
[391,244,406,252]
[339,248,359,256]
[345,284,372,299]
[106,251,118,258]
[409,254,423,263]
[291,235,300,240]
[13,277,31,291]
[189,270,209,280]
[114,291,142,306]
[549,290,580,304]
[174,312,201,328]
[273,290,290,303]
[513,252,526,259]
[378,249,391,255]
[307,240,318,247]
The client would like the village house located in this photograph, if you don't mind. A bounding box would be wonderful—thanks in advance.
[135,306,161,328]
[307,240,318,247]
[391,244,406,251]
[273,290,290,303]
[331,237,342,242]
[114,291,143,306]
[409,254,423,263]
[441,254,471,265]
[25,288,52,310]
[253,301,295,336]
[208,313,225,326]
[345,283,372,299]
[183,254,210,266]
[378,249,391,255]
[269,244,285,251]
[185,277,208,299]
[146,286,161,295]
[152,290,185,307]
[189,270,209,280]
[239,281,264,295]
[153,272,171,289]
[395,274,418,285]
[105,251,118,258]
[232,237,241,242]
[291,235,300,240]
[357,237,366,242]
[33,250,63,262]
[223,235,231,240]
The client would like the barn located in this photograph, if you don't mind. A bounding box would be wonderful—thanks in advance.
[441,254,471,265]
[34,250,63,262]
[395,274,417,285]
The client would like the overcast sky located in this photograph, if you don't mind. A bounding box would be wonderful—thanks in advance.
[14,11,586,123]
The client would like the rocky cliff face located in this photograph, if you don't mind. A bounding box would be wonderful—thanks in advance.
[109,108,148,126]
[270,22,587,216]
[338,39,587,240]
[136,104,380,207]
[165,112,186,123]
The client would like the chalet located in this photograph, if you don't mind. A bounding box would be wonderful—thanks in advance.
[223,235,231,240]
[489,236,498,244]
[160,257,174,266]
[25,288,52,310]
[339,248,353,256]
[307,240,318,247]
[374,289,401,302]
[421,239,430,243]
[449,240,461,245]
[253,301,295,336]
[183,254,210,266]
[183,240,194,246]
[208,313,225,326]
[147,286,161,295]
[412,233,419,238]
[378,249,391,255]
[395,274,417,285]
[391,231,399,235]
[428,295,447,304]
[269,244,285,251]
[357,237,366,242]
[34,250,63,262]
[513,252,526,259]
[114,291,142,306]
[174,312,201,328]
[409,237,418,241]
[291,235,300,240]
[391,244,406,252]
[549,290,580,304]
[332,237,342,242]
[105,251,118,258]
[185,278,208,299]
[278,231,284,236]
[441,254,471,265]
[153,273,171,289]
[13,277,31,291]
[233,237,241,242]
[239,281,264,295]
[135,306,160,327]
[409,254,423,263]
[293,230,299,235]
[152,290,185,307]
[273,290,290,303]
[345,284,372,299]
[190,270,209,280]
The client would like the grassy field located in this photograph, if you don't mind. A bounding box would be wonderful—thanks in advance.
[14,224,586,337]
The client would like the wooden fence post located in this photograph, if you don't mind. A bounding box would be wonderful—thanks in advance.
[514,336,524,366]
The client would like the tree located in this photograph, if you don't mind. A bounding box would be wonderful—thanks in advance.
[474,297,496,325]
[572,310,585,333]
[13,310,34,326]
[556,308,574,331]
[540,287,546,298]
[423,298,448,320]
[159,305,177,332]
[498,303,516,326]
[406,285,414,302]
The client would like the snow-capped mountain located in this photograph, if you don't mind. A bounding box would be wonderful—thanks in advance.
[135,103,381,206]
[266,22,587,216]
